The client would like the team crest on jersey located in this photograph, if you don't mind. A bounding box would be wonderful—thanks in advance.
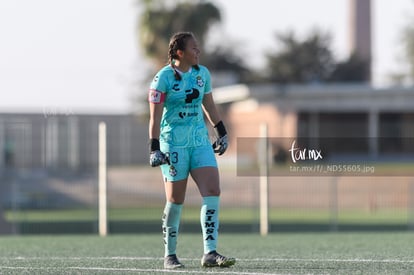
[196,76,204,87]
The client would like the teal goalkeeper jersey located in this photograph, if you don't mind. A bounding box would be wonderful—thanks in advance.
[149,65,212,148]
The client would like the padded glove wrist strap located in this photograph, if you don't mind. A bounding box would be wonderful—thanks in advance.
[214,121,227,138]
[149,138,160,152]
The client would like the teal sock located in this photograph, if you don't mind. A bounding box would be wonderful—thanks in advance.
[162,201,183,257]
[200,196,220,254]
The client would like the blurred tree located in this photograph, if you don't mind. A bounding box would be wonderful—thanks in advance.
[385,5,414,85]
[135,0,249,117]
[403,20,414,80]
[202,45,250,81]
[265,30,335,83]
[265,30,372,84]
[329,52,370,82]
[138,0,221,66]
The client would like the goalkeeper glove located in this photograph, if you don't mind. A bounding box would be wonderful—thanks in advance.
[149,139,170,167]
[212,121,228,155]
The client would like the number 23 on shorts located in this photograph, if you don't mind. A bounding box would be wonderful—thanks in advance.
[169,152,178,164]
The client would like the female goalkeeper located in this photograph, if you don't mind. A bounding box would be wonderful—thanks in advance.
[148,32,235,269]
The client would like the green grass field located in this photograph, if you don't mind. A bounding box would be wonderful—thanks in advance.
[5,206,412,234]
[1,232,414,274]
[6,207,409,224]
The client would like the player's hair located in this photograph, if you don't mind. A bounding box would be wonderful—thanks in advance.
[168,32,200,80]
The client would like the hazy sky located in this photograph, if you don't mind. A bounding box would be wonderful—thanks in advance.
[0,0,413,113]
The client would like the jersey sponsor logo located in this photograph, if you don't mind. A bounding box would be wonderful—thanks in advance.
[172,83,180,91]
[148,89,165,104]
[179,111,198,119]
[185,88,200,103]
[204,209,216,241]
[196,76,204,87]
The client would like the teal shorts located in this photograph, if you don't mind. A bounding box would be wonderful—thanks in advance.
[160,144,217,182]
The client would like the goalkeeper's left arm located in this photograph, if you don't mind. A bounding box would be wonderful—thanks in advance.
[202,93,228,155]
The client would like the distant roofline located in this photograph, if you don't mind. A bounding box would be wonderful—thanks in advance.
[0,106,133,116]
[214,83,414,112]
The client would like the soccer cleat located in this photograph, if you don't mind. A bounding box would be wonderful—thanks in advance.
[201,251,236,267]
[164,254,184,269]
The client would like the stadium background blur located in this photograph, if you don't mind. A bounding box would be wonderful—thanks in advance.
[1,0,414,235]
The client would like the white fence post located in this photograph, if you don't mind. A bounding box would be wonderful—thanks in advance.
[259,123,269,236]
[98,122,108,236]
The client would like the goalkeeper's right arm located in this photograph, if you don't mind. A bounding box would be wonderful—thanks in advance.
[148,90,168,167]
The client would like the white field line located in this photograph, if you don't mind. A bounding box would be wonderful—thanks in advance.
[0,266,278,275]
[243,258,414,264]
[1,256,414,264]
[1,257,414,275]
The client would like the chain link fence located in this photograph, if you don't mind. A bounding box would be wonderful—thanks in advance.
[1,114,414,234]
